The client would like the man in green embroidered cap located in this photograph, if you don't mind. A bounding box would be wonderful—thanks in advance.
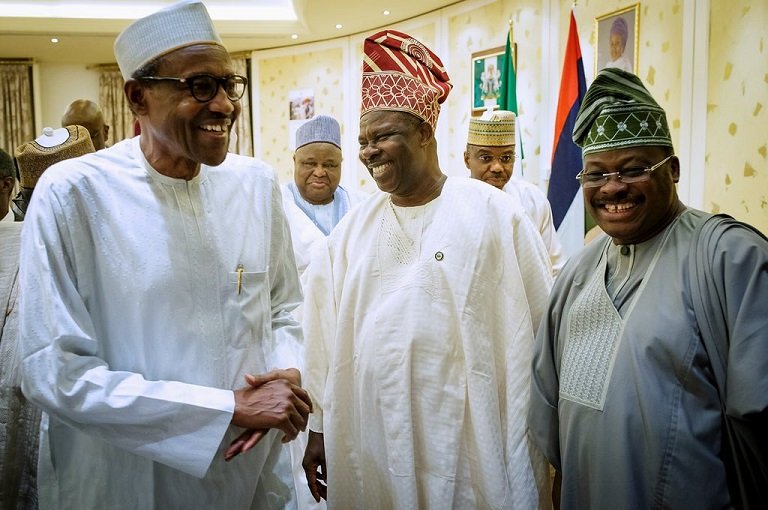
[528,67,768,509]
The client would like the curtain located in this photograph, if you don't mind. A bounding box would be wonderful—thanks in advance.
[98,67,135,145]
[231,56,253,156]
[0,63,35,157]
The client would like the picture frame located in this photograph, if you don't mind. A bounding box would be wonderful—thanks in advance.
[595,4,640,76]
[470,45,514,116]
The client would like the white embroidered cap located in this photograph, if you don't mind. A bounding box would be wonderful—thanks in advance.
[114,0,223,80]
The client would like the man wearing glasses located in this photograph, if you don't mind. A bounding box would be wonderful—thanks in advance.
[528,67,768,508]
[18,1,310,508]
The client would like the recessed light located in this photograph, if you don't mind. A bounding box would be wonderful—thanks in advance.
[51,37,59,43]
[383,10,390,16]
[291,34,298,39]
[335,24,343,29]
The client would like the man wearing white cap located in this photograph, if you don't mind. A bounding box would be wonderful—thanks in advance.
[465,110,566,275]
[301,30,552,508]
[281,115,367,277]
[18,1,310,509]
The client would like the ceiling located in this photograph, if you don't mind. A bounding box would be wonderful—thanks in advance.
[0,0,461,65]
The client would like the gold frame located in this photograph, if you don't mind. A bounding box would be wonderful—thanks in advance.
[470,45,510,116]
[594,3,640,76]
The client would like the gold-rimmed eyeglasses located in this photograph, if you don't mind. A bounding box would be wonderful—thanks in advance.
[576,154,674,188]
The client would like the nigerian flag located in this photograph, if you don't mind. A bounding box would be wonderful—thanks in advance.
[499,28,524,160]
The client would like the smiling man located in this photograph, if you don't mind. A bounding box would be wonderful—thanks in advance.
[528,67,768,509]
[281,115,367,277]
[18,2,311,509]
[301,30,553,509]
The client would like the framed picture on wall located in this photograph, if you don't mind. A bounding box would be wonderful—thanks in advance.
[595,4,639,76]
[471,46,507,116]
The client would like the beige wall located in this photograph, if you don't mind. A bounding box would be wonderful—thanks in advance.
[36,63,100,133]
[255,46,345,183]
[25,0,767,232]
[444,0,546,183]
[705,0,767,233]
[571,1,684,149]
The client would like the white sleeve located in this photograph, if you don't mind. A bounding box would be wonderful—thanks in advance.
[300,238,337,433]
[264,178,305,371]
[18,184,233,479]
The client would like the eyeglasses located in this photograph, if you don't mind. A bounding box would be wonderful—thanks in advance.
[576,154,674,188]
[138,74,248,103]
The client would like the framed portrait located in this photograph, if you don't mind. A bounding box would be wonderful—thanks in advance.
[595,4,639,76]
[288,89,314,121]
[470,45,513,116]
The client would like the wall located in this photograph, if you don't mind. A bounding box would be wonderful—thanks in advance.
[25,0,768,232]
[36,63,100,132]
[254,44,346,183]
[705,0,767,233]
[444,0,546,183]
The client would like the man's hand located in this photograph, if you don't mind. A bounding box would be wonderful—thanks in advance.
[302,430,327,502]
[225,369,311,461]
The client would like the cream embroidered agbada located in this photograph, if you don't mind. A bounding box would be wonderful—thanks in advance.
[303,177,553,509]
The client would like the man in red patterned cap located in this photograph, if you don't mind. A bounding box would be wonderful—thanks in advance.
[301,30,553,508]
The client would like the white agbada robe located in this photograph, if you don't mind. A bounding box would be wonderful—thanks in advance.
[19,137,303,510]
[304,177,553,509]
[503,177,566,275]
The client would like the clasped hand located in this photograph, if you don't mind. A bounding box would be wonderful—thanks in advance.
[225,368,312,461]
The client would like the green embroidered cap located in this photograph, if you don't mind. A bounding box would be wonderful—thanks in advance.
[573,68,673,156]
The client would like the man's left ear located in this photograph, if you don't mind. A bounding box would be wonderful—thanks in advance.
[670,155,680,183]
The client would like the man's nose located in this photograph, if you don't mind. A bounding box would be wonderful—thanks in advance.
[599,173,630,191]
[360,143,378,160]
[489,159,505,172]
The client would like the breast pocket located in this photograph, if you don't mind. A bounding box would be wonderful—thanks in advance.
[226,269,271,349]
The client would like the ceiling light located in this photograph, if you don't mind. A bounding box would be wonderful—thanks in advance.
[291,34,298,40]
[0,1,297,21]
[51,37,59,43]
[335,24,343,29]
[383,10,391,16]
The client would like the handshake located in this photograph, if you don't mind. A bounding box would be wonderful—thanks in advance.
[226,368,312,461]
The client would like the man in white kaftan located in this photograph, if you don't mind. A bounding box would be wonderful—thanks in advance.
[528,68,768,509]
[280,115,367,278]
[18,2,311,509]
[301,30,553,509]
[464,110,566,275]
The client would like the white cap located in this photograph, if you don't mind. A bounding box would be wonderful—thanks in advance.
[114,0,223,80]
[295,115,341,150]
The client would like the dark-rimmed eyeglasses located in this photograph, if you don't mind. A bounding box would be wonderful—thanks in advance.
[576,154,674,188]
[138,74,248,103]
